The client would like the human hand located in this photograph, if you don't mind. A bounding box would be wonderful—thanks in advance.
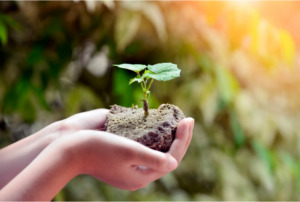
[54,109,109,136]
[59,117,194,191]
[0,109,194,200]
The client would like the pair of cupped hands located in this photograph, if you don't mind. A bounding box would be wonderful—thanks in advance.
[0,109,194,201]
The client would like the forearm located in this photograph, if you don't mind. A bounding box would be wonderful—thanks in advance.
[0,121,62,188]
[0,137,79,201]
[0,109,109,190]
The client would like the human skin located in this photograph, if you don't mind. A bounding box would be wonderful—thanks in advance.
[0,109,194,201]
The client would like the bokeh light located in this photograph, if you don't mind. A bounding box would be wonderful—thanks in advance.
[1,1,300,200]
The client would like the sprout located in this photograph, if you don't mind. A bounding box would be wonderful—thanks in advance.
[114,63,181,116]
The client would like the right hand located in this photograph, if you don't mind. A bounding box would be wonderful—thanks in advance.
[58,117,194,191]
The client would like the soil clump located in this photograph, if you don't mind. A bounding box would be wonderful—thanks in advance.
[105,104,185,152]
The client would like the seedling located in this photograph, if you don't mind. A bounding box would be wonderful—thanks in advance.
[113,63,181,117]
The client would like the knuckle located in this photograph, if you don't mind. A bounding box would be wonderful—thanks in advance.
[58,120,72,131]
[48,120,72,138]
[55,119,80,136]
[153,155,167,170]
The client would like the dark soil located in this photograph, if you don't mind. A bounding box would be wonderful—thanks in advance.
[104,104,185,152]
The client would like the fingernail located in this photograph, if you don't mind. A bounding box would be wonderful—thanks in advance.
[190,118,194,132]
[186,117,194,124]
[167,157,178,171]
[186,117,194,132]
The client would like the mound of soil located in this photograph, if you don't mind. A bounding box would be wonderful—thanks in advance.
[104,104,185,152]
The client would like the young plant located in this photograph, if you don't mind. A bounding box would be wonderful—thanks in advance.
[114,63,181,117]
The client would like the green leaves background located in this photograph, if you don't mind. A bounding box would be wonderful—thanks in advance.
[1,1,300,201]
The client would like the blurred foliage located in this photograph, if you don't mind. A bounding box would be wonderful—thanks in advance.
[1,1,300,200]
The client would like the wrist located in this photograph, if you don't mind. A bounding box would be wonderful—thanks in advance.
[53,133,88,176]
[40,121,93,176]
[39,119,74,144]
[56,137,82,177]
[32,123,60,151]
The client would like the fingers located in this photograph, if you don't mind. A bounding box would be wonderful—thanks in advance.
[128,146,178,185]
[66,109,109,130]
[76,130,177,173]
[71,129,184,190]
[132,143,178,172]
[64,116,194,187]
[168,118,194,163]
[129,118,194,183]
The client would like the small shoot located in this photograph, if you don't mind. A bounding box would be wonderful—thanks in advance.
[114,63,181,117]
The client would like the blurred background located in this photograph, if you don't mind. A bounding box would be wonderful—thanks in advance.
[1,1,300,200]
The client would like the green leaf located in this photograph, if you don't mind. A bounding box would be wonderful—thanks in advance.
[146,63,181,81]
[26,45,43,66]
[114,64,147,73]
[148,63,178,73]
[0,20,7,45]
[1,15,21,30]
[214,64,239,105]
[129,76,144,84]
[229,110,245,147]
[144,71,179,81]
[251,140,275,173]
[0,14,21,45]
[30,84,50,111]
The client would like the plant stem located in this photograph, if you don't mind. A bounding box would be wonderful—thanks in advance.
[143,84,149,117]
[141,78,151,117]
[147,78,154,91]
[143,99,149,117]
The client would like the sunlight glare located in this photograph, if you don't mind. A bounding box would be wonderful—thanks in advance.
[228,0,258,9]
